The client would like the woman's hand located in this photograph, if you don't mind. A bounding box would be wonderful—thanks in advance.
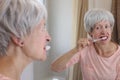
[77,38,91,51]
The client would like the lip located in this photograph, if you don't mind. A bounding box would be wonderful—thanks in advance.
[43,48,46,55]
[44,47,46,50]
[99,36,108,41]
[44,45,51,51]
[43,46,46,53]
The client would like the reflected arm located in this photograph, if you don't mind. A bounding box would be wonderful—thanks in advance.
[51,47,80,72]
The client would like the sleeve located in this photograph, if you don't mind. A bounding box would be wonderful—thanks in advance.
[51,47,88,72]
[65,45,90,69]
[65,52,81,68]
[116,61,120,80]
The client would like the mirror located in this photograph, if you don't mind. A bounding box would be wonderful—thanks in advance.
[21,0,112,80]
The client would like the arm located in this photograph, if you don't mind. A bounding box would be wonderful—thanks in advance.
[51,38,90,72]
[51,47,80,72]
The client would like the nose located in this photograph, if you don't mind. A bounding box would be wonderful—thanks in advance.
[46,31,51,42]
[100,26,107,34]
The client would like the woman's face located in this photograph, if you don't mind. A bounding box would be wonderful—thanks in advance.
[22,19,51,61]
[90,20,112,44]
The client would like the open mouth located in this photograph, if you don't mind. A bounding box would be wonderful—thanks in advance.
[44,45,51,51]
[92,36,108,42]
[99,36,108,41]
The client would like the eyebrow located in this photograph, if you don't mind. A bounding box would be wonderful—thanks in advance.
[95,24,110,27]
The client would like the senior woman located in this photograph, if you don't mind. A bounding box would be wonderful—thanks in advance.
[0,0,51,80]
[51,9,120,80]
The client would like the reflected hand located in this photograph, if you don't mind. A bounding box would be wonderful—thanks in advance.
[77,38,91,51]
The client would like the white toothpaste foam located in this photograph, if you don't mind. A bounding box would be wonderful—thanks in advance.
[45,46,51,51]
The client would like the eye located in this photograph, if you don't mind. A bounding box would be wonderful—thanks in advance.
[95,26,100,30]
[105,25,108,28]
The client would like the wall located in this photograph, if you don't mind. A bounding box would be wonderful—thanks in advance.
[89,0,112,10]
[21,63,33,80]
[46,0,73,79]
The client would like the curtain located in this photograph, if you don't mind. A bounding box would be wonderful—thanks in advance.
[111,0,120,44]
[72,0,88,80]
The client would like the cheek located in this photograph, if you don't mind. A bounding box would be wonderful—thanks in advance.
[105,29,112,37]
[91,32,100,38]
[108,29,112,34]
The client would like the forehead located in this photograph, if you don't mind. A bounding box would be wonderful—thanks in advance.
[95,20,110,26]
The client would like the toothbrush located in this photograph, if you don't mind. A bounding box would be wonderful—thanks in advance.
[92,37,107,42]
[60,37,107,56]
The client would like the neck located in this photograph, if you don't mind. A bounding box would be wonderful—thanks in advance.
[94,41,118,57]
[0,45,33,80]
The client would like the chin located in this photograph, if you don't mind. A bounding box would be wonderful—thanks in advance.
[40,56,47,61]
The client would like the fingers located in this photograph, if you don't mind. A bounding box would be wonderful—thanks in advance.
[77,38,91,51]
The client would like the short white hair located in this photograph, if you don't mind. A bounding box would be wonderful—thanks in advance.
[0,0,47,55]
[84,9,114,32]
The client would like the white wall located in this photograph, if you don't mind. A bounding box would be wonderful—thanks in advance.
[46,0,73,79]
[33,60,50,80]
[21,63,33,80]
[89,0,112,10]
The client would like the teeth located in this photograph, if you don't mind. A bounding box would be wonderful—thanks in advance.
[101,37,107,40]
[45,46,51,51]
[92,36,107,42]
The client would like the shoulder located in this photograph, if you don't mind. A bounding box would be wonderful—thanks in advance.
[116,45,120,52]
[118,45,120,49]
[113,44,120,57]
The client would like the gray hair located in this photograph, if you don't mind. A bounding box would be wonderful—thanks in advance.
[84,9,114,33]
[0,0,47,55]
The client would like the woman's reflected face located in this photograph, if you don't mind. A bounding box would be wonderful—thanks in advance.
[90,20,112,44]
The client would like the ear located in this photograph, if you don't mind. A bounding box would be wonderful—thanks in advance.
[11,35,24,47]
